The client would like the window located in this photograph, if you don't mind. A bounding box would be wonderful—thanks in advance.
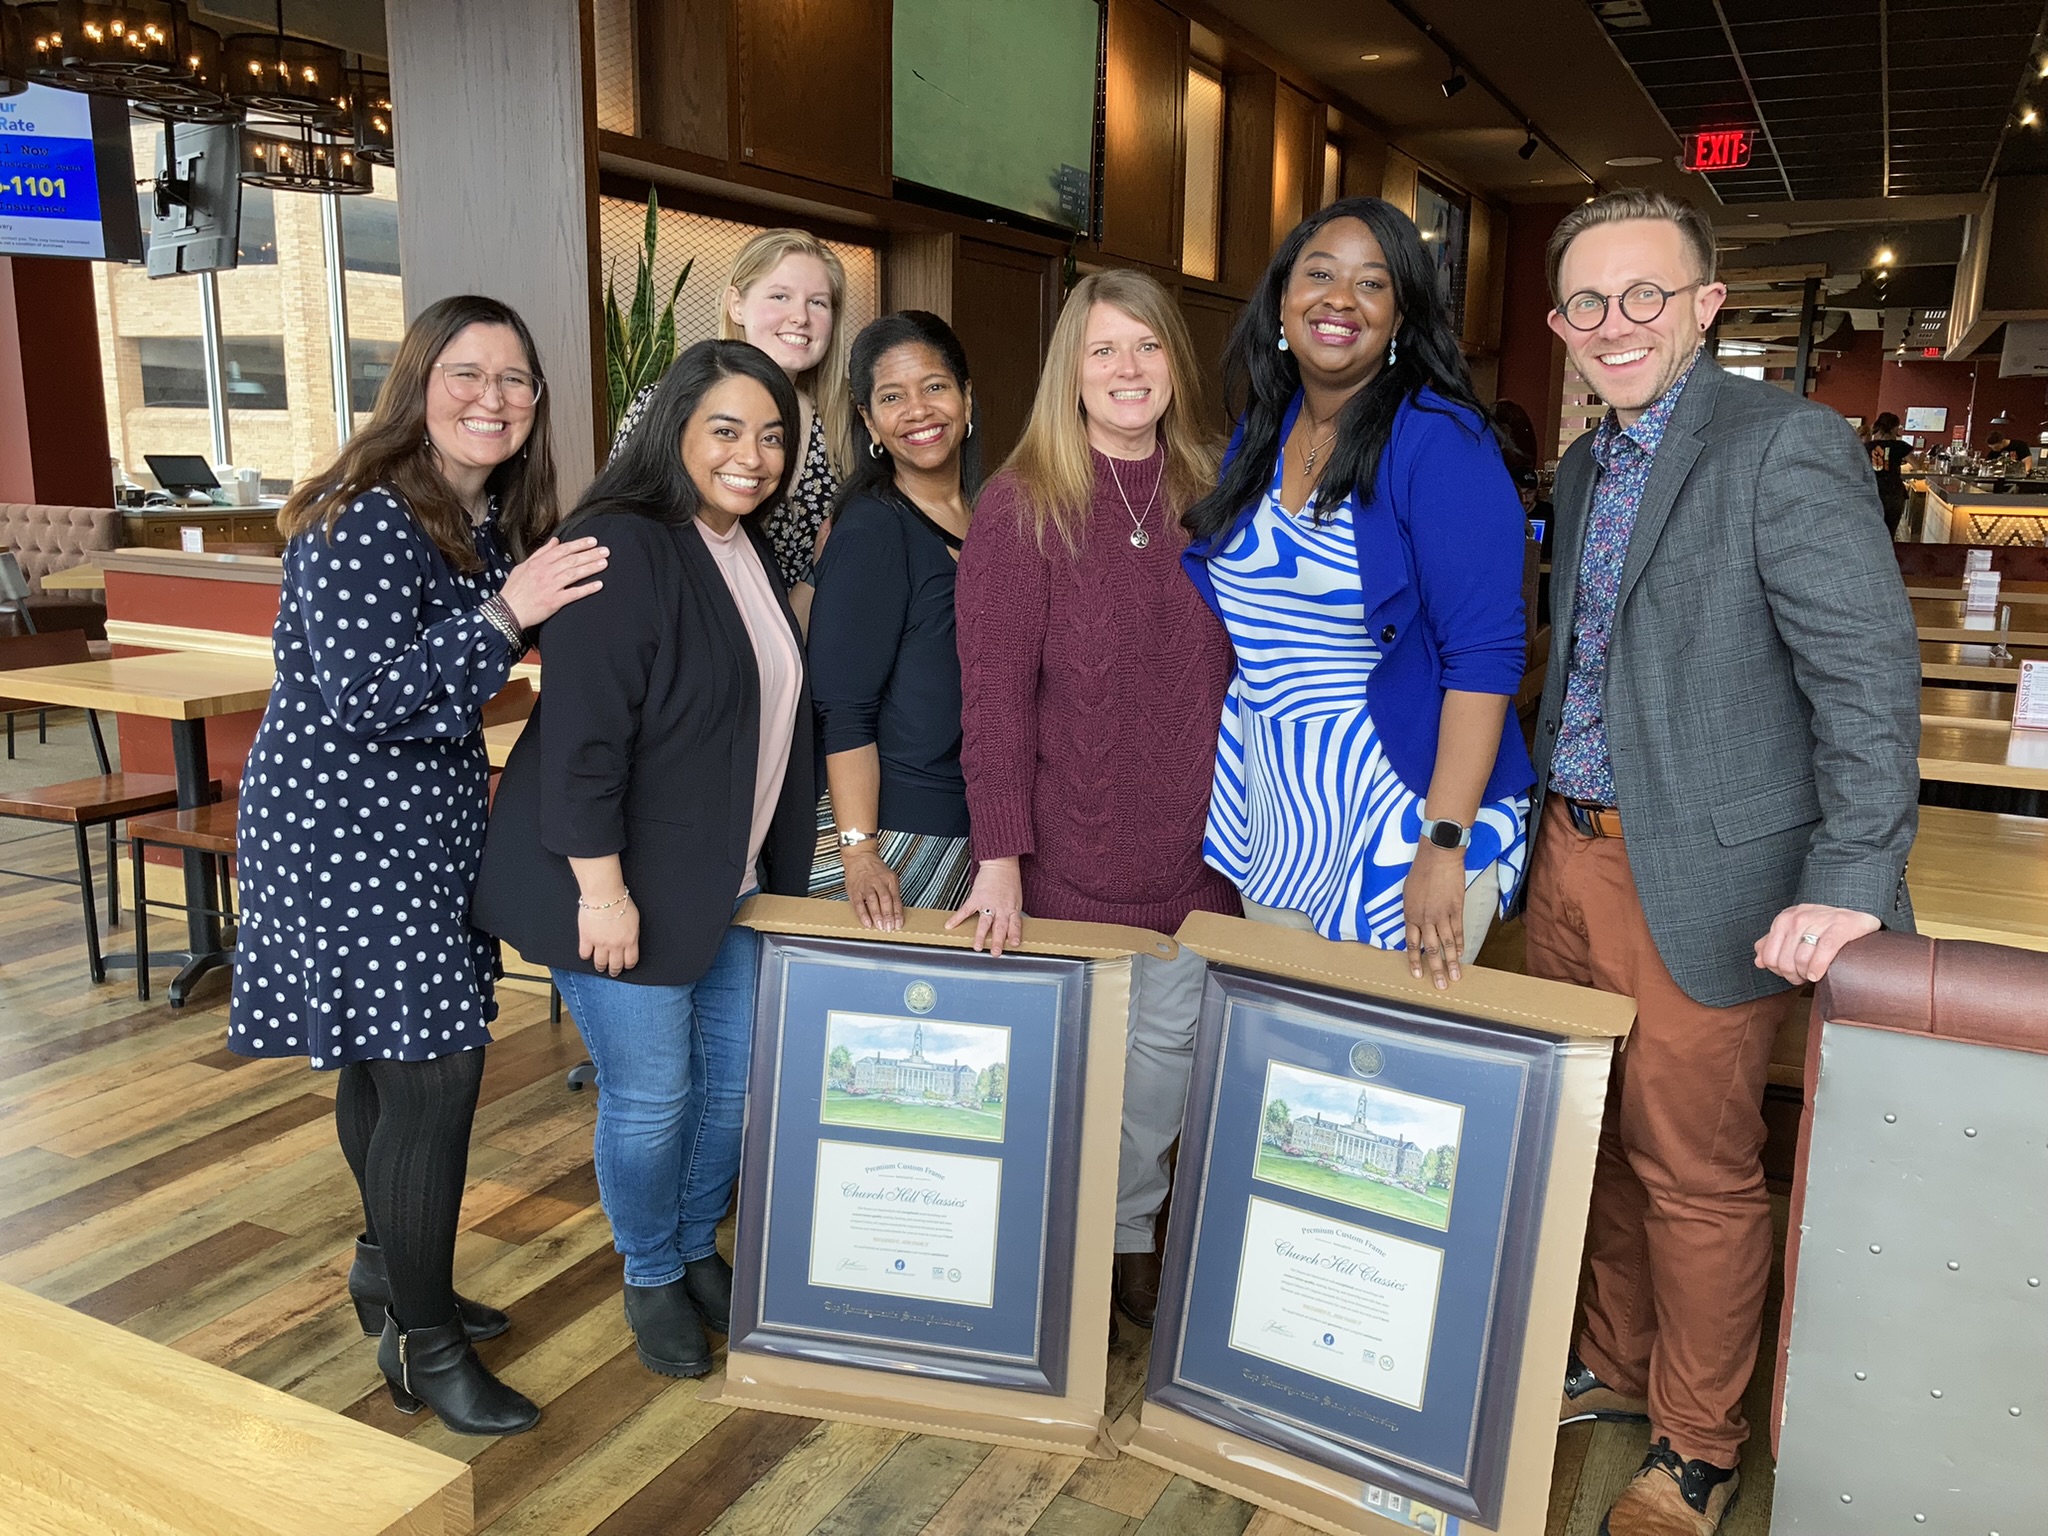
[1182,63,1224,282]
[341,195,400,275]
[236,187,278,265]
[349,338,397,415]
[137,337,209,409]
[222,338,288,409]
[1413,175,1470,336]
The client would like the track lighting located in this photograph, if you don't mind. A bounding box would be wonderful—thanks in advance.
[1440,71,1466,98]
[1518,134,1539,161]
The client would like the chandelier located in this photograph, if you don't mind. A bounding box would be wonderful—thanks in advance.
[223,1,345,128]
[349,63,391,167]
[127,6,230,122]
[0,3,26,96]
[240,123,370,194]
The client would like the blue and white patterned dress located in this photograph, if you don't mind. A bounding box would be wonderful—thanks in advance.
[1202,458,1529,947]
[230,487,520,1068]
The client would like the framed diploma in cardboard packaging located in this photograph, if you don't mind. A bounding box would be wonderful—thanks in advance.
[1118,913,1634,1536]
[713,896,1172,1457]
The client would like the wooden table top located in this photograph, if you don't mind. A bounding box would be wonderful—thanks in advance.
[1912,598,2048,645]
[1921,685,2014,729]
[1919,641,2046,685]
[40,564,106,591]
[0,1279,472,1534]
[485,719,524,768]
[1910,804,2048,952]
[0,651,275,720]
[1919,721,2048,791]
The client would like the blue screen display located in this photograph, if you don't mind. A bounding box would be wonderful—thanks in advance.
[0,85,111,259]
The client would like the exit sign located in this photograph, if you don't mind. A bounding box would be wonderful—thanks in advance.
[1684,128,1754,172]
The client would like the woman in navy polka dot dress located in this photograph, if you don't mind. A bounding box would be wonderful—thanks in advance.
[232,295,608,1437]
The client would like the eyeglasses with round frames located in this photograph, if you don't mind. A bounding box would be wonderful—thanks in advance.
[1558,280,1703,332]
[433,363,544,407]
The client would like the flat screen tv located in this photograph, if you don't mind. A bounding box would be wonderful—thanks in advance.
[0,84,143,261]
[892,0,1101,233]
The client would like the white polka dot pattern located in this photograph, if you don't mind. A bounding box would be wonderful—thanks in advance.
[228,487,520,1068]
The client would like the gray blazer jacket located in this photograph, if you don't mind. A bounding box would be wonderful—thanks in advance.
[1531,358,1920,1008]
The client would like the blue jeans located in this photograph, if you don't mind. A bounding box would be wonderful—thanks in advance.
[552,920,760,1287]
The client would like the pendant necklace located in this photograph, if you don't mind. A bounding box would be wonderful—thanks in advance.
[1106,453,1161,550]
[1297,411,1338,477]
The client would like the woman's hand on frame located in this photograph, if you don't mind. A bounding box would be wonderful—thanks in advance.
[843,843,904,932]
[1402,842,1467,990]
[945,856,1024,957]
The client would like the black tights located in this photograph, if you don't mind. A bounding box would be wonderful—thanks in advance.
[334,1049,487,1330]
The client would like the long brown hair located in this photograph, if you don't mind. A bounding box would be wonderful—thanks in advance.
[278,295,561,569]
[998,270,1219,555]
[720,229,854,479]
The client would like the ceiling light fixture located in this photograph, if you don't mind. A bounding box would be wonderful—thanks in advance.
[222,0,347,128]
[1359,52,1382,61]
[2025,106,2041,127]
[1518,133,1539,161]
[1440,70,1466,98]
[1603,155,1663,168]
[1876,247,1895,266]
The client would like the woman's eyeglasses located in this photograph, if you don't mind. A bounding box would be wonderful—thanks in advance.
[1557,281,1702,332]
[434,364,544,407]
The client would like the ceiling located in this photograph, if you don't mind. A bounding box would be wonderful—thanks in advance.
[193,0,385,61]
[1595,0,2048,202]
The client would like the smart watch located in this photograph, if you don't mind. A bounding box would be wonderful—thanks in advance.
[1419,817,1471,850]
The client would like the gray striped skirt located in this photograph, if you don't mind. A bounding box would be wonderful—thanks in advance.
[807,795,974,911]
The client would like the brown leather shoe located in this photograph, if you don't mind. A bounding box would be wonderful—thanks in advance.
[1113,1251,1161,1329]
[1599,1439,1739,1536]
[1561,1350,1650,1425]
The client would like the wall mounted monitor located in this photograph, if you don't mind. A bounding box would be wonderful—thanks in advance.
[0,84,144,262]
[146,121,243,278]
[892,0,1101,233]
[1904,407,1949,434]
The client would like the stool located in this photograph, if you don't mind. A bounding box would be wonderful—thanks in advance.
[0,773,185,982]
[127,800,239,1003]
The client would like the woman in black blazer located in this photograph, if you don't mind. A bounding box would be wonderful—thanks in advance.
[475,340,813,1379]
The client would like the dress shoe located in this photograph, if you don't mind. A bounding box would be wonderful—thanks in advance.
[623,1280,713,1378]
[377,1310,539,1436]
[682,1252,733,1335]
[349,1237,509,1341]
[1112,1251,1162,1329]
[1560,1350,1649,1426]
[1600,1438,1738,1536]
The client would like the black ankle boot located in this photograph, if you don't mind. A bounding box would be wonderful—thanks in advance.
[623,1281,712,1378]
[349,1238,509,1341]
[682,1252,734,1335]
[377,1310,539,1436]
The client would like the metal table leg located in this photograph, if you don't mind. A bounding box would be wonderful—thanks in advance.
[167,716,231,1007]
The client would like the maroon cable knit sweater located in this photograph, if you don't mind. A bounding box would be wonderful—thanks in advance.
[957,447,1239,932]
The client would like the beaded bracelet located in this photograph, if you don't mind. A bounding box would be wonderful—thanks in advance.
[577,888,632,913]
[479,594,525,651]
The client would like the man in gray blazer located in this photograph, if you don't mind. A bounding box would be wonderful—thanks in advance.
[1529,190,1919,1536]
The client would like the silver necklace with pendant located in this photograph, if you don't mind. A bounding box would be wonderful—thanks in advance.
[1107,454,1161,549]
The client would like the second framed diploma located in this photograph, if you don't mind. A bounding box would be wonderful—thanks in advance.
[730,934,1090,1394]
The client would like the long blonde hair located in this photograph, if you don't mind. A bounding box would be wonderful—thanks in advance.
[999,270,1219,554]
[720,229,853,478]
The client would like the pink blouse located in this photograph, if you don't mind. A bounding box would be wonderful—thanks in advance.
[696,516,802,897]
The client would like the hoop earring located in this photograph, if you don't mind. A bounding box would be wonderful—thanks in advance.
[966,419,974,439]
[867,439,885,460]
[1277,330,1290,353]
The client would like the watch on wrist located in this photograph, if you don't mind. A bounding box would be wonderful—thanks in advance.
[837,828,875,850]
[1419,817,1472,851]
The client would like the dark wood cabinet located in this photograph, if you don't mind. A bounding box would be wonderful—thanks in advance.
[1219,64,1276,293]
[1100,0,1186,269]
[950,240,1055,468]
[639,0,731,159]
[1178,288,1244,429]
[733,0,891,196]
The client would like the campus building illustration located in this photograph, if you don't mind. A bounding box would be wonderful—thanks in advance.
[849,1024,983,1106]
[1272,1090,1427,1183]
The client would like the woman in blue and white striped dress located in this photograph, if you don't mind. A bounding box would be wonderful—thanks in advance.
[1183,199,1536,988]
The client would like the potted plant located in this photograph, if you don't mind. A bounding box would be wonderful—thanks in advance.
[603,190,691,444]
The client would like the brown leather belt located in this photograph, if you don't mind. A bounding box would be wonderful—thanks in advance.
[1564,799,1624,839]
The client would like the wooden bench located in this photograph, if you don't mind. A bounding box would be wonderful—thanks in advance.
[0,1280,471,1534]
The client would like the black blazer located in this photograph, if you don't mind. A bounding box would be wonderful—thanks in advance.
[473,510,815,986]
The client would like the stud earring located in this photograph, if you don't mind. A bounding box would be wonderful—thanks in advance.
[1277,330,1290,353]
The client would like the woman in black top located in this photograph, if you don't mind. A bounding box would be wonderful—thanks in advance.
[1867,412,1913,535]
[807,311,981,929]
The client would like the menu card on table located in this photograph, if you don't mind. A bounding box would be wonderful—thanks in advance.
[2015,659,2048,732]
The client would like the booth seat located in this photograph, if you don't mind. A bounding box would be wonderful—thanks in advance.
[0,501,119,637]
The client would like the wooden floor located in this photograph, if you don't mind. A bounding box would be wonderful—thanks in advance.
[0,713,1782,1535]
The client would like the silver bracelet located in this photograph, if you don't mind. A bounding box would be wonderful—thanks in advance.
[577,888,632,912]
[479,594,525,651]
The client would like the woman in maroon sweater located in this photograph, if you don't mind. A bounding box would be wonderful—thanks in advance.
[950,269,1233,1330]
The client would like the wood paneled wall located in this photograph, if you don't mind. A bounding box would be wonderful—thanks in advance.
[1219,63,1277,291]
[1101,0,1188,270]
[1178,287,1244,428]
[1271,82,1320,241]
[639,0,728,159]
[949,241,1055,468]
[734,0,891,196]
[1381,149,1420,221]
[389,0,600,490]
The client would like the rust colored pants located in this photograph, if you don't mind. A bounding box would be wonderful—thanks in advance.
[1523,795,1783,1467]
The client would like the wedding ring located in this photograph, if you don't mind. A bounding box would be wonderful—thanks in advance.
[1798,932,1821,946]
[981,907,993,917]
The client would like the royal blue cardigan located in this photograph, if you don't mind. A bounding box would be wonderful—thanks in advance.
[1181,388,1537,807]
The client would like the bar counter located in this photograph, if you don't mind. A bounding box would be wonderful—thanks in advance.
[1921,475,2048,545]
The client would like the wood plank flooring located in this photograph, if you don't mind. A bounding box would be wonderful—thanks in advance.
[0,714,1782,1534]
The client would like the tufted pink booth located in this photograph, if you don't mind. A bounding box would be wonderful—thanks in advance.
[0,502,119,637]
